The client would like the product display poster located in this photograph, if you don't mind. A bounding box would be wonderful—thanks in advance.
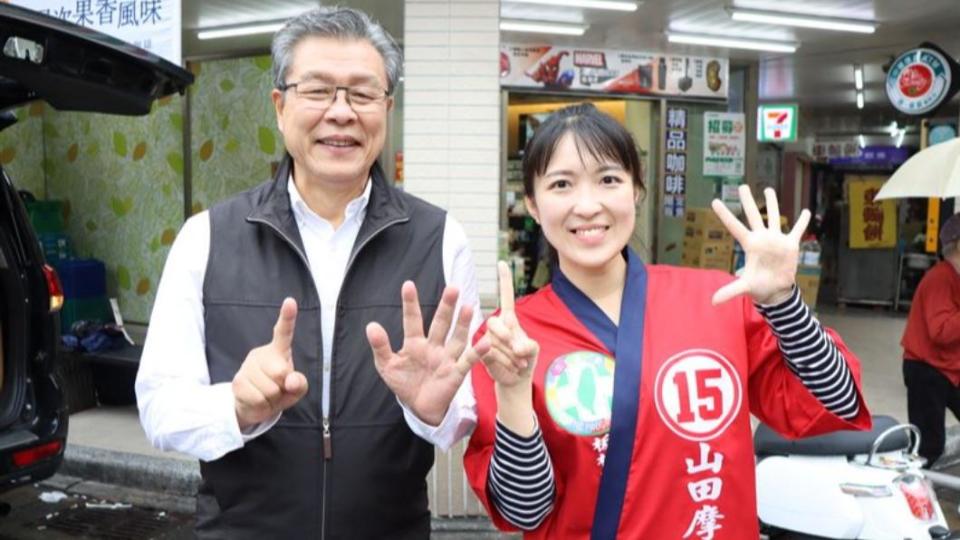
[848,176,897,249]
[501,44,728,100]
[703,112,745,177]
[12,0,182,65]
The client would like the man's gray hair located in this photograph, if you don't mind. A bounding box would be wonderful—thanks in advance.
[271,7,402,94]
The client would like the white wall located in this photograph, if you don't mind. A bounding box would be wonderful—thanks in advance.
[404,0,501,300]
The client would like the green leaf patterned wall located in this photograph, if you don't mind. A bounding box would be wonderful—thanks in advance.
[0,103,46,197]
[43,96,184,323]
[189,55,285,214]
[2,54,285,325]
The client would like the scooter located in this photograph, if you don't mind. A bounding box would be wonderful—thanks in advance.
[755,415,960,539]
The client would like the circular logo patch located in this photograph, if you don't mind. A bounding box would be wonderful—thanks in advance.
[886,47,952,115]
[544,351,615,436]
[653,349,742,442]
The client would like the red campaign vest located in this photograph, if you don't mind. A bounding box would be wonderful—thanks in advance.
[464,264,871,539]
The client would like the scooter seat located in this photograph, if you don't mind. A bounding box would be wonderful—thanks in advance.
[754,415,910,457]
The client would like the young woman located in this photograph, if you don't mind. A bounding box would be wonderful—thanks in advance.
[462,103,870,539]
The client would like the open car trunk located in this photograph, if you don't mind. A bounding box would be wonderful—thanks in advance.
[0,3,193,113]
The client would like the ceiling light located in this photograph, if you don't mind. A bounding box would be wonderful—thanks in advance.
[856,91,864,109]
[667,33,797,53]
[505,0,638,10]
[500,20,588,35]
[854,65,863,90]
[198,22,285,40]
[728,8,876,34]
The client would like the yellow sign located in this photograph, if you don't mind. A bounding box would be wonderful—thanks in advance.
[848,177,897,249]
[926,198,940,253]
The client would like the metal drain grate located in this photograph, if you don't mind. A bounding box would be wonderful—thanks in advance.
[39,507,169,539]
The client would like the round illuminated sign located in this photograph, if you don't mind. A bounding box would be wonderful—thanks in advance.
[886,47,953,116]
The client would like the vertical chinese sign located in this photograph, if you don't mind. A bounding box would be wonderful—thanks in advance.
[12,0,182,65]
[664,107,687,218]
[848,176,897,249]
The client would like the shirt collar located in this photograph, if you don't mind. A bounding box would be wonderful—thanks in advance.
[287,174,372,226]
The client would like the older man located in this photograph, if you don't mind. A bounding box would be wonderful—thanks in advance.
[902,212,960,467]
[136,7,484,538]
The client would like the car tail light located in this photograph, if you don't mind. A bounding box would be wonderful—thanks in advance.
[42,264,63,313]
[896,473,937,522]
[12,439,63,468]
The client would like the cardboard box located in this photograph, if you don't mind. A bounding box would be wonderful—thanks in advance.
[680,209,735,271]
[684,209,732,242]
[681,241,734,271]
[796,265,821,308]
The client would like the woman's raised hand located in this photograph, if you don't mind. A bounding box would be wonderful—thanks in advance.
[481,262,540,389]
[710,185,809,306]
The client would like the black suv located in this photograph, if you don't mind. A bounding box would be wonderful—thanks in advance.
[0,5,191,490]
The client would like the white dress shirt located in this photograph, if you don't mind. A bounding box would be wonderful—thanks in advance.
[136,177,480,462]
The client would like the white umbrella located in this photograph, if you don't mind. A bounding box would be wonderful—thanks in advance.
[874,137,960,200]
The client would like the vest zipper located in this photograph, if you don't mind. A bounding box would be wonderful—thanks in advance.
[249,217,329,536]
[321,417,330,540]
[322,416,332,459]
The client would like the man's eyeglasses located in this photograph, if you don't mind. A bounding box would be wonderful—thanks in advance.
[278,80,389,112]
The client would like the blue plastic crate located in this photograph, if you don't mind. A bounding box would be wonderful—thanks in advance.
[55,258,106,299]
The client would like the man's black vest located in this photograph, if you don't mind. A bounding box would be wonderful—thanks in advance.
[197,155,447,539]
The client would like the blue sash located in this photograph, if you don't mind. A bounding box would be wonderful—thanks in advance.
[552,248,647,540]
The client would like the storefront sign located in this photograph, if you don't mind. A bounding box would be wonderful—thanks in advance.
[12,0,182,65]
[849,177,897,249]
[501,44,728,99]
[664,108,688,217]
[757,104,798,142]
[813,139,860,161]
[703,112,745,177]
[828,145,910,168]
[885,42,959,116]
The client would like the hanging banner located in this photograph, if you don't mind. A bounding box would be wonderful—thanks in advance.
[848,177,897,249]
[500,45,728,99]
[11,0,182,65]
[703,112,745,177]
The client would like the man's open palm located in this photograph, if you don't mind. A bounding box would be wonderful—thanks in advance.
[366,283,488,426]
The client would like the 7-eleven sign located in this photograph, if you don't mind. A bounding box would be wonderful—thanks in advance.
[757,104,799,142]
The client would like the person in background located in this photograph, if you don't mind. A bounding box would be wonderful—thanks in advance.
[902,212,960,466]
[136,7,487,538]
